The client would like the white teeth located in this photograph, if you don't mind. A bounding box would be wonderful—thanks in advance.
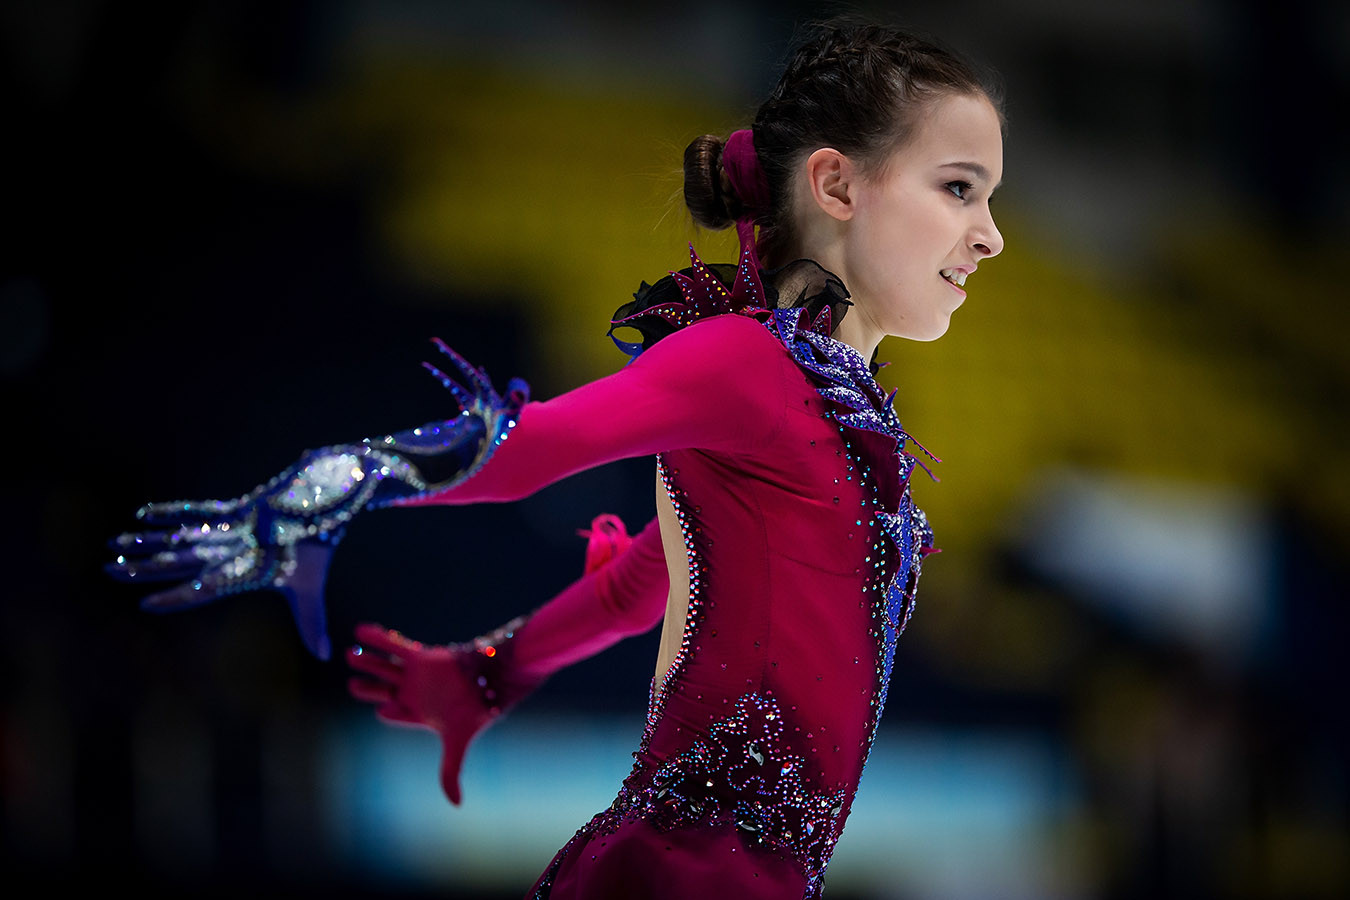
[941,269,968,287]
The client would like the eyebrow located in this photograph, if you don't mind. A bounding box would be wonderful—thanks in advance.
[941,161,1002,191]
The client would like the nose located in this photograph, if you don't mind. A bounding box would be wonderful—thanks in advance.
[971,210,1004,259]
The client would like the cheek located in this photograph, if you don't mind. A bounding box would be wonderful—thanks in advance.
[868,202,933,266]
[849,193,940,299]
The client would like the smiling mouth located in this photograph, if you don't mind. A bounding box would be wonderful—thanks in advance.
[940,269,968,287]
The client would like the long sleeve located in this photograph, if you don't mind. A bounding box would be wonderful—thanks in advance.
[113,313,783,661]
[345,513,671,805]
[397,313,795,507]
[509,515,669,681]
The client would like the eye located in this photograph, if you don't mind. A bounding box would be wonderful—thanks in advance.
[945,180,974,200]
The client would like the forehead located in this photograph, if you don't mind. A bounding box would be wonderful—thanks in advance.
[891,93,1003,179]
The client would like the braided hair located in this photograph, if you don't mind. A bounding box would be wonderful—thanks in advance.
[684,22,1003,267]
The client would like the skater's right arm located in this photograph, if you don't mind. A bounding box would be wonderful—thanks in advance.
[345,514,669,804]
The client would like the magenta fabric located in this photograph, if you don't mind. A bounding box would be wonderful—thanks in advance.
[345,515,669,806]
[404,313,906,897]
[531,817,807,899]
[578,514,634,574]
[723,128,771,218]
[723,128,771,271]
[512,515,668,681]
[393,314,799,508]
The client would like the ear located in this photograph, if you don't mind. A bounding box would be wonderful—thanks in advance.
[804,148,857,222]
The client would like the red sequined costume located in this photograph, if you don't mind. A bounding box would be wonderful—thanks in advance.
[396,251,937,899]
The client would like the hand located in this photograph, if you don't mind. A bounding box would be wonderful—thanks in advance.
[106,338,530,662]
[344,512,637,805]
[346,623,510,806]
[107,482,342,660]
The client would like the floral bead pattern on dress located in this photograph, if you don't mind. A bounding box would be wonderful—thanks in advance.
[525,249,941,900]
[534,287,938,898]
[408,246,937,899]
[621,693,847,893]
[528,694,840,900]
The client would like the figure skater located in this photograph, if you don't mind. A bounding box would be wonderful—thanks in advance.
[110,21,1005,898]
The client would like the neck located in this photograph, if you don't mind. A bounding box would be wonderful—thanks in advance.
[829,308,883,361]
[790,233,883,360]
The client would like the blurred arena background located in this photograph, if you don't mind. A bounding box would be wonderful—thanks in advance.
[3,1,1347,897]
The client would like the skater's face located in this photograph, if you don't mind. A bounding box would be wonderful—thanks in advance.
[844,92,1004,342]
[801,92,1004,348]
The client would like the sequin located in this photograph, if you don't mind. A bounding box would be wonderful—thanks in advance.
[534,694,848,898]
[114,341,529,613]
[539,297,935,899]
[532,249,938,900]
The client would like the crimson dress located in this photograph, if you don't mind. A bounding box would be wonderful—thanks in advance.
[403,256,937,898]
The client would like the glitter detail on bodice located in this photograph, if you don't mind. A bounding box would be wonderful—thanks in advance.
[531,249,938,899]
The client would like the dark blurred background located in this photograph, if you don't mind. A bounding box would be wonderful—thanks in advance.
[3,1,1347,897]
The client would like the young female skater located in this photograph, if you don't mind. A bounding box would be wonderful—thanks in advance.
[112,22,1004,898]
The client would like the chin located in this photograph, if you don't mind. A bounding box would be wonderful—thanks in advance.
[897,316,952,342]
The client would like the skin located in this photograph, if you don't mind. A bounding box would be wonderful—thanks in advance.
[652,92,1006,687]
[348,88,1010,795]
[791,92,1006,358]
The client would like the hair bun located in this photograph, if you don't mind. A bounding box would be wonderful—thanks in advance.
[683,133,739,230]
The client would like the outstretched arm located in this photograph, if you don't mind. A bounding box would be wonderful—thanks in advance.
[345,513,668,804]
[107,341,528,660]
[109,314,791,659]
[393,313,792,507]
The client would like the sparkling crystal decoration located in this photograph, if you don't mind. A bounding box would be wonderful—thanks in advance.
[108,339,529,659]
[534,246,939,899]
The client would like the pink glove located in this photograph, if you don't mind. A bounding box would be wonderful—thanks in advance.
[345,513,666,805]
[346,623,516,805]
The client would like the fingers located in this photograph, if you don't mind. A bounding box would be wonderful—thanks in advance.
[106,547,207,584]
[108,528,248,585]
[344,677,420,726]
[110,526,245,553]
[352,622,423,657]
[139,581,220,612]
[345,644,403,683]
[347,675,420,728]
[110,530,175,553]
[134,497,244,527]
[106,556,202,584]
[345,677,420,728]
[346,675,395,705]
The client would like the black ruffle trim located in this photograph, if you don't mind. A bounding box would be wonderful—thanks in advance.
[609,259,854,356]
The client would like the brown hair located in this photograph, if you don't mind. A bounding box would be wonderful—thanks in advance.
[684,21,1004,267]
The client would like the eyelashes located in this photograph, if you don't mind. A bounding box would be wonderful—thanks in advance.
[944,180,975,200]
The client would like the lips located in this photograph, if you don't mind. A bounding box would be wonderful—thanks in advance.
[939,268,968,287]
